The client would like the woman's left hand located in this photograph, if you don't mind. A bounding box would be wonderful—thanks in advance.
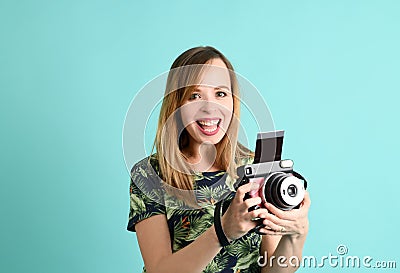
[258,191,311,236]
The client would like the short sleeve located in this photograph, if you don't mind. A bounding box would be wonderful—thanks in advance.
[127,158,166,232]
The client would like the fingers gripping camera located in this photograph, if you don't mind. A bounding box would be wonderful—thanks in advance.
[236,131,308,211]
[214,131,307,245]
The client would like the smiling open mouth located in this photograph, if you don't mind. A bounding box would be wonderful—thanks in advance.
[195,119,221,136]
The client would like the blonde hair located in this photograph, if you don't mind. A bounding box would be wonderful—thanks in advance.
[153,46,253,192]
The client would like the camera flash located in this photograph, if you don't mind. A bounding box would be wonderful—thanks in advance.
[280,160,293,168]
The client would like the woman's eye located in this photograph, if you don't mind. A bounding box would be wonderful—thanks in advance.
[189,93,201,100]
[216,91,227,97]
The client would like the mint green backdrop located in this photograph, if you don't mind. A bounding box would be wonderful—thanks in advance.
[1,1,399,272]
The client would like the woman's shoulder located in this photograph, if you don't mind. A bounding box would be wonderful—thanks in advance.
[130,154,161,176]
[236,155,254,166]
[235,142,255,166]
[130,155,166,200]
[130,155,164,192]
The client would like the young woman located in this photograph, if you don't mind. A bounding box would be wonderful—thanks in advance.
[127,46,310,273]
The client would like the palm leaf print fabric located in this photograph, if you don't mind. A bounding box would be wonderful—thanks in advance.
[127,156,262,273]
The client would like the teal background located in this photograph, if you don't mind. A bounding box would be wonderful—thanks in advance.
[1,1,399,272]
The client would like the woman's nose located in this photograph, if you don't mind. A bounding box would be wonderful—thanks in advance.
[199,99,217,113]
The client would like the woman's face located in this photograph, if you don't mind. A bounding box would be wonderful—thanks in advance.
[180,58,234,146]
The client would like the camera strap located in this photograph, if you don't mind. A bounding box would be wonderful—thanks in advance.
[291,170,308,189]
[214,200,231,247]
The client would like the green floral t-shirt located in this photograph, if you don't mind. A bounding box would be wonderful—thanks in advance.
[127,156,262,273]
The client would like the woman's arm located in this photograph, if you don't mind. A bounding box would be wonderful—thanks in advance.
[259,191,311,273]
[135,182,269,273]
[136,215,222,273]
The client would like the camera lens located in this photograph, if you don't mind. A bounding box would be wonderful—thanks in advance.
[263,172,292,210]
[287,184,297,197]
[262,172,305,211]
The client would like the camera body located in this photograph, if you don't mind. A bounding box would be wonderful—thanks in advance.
[236,130,307,211]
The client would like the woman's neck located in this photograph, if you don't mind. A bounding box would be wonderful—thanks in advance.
[182,142,221,172]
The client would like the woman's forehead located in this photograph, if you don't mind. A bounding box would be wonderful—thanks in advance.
[198,64,231,88]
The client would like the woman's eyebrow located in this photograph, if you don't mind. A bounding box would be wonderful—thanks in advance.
[215,85,231,90]
[193,85,231,91]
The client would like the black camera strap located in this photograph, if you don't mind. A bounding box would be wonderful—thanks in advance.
[291,170,308,189]
[214,200,231,247]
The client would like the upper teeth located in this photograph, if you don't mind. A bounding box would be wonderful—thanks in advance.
[198,120,219,126]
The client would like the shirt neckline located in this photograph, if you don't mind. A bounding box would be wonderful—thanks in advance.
[194,170,225,175]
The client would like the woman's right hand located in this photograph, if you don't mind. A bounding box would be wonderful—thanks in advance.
[221,182,270,241]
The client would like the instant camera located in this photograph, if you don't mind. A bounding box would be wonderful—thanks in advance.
[236,130,307,211]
